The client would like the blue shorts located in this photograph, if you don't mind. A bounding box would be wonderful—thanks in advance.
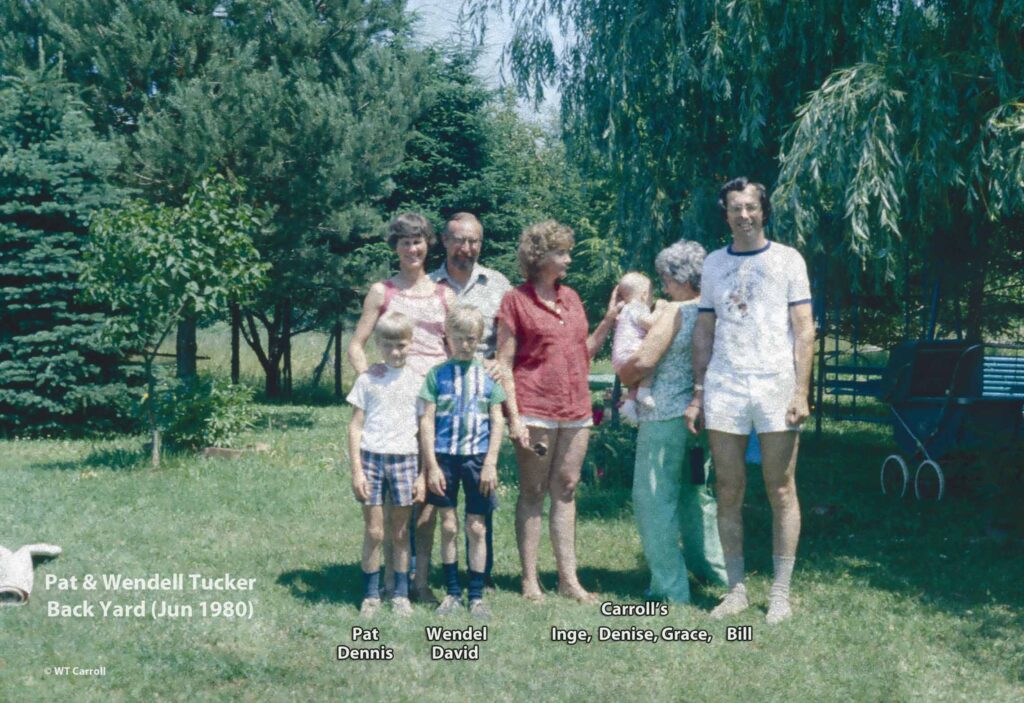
[360,451,418,507]
[427,454,491,515]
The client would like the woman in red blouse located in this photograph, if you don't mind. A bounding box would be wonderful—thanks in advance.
[496,220,621,603]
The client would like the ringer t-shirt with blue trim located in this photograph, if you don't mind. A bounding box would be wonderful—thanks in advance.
[697,240,812,375]
[419,359,506,456]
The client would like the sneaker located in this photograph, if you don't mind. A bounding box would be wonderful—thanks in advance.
[620,399,639,424]
[435,594,464,616]
[359,597,381,618]
[765,595,792,625]
[468,599,492,621]
[411,586,440,607]
[709,588,749,619]
[391,596,413,617]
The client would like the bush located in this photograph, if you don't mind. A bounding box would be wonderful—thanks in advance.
[583,420,637,488]
[153,374,260,449]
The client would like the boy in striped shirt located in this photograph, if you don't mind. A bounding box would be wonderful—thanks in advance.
[419,305,506,619]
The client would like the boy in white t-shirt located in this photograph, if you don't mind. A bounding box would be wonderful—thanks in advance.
[347,312,425,617]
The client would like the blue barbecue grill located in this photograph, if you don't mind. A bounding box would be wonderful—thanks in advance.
[877,341,1024,500]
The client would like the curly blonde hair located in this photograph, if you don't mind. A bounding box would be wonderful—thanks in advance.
[517,220,575,280]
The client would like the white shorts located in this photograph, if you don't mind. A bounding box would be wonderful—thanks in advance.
[520,415,593,429]
[703,368,800,435]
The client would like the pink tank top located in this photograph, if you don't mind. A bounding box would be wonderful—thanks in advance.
[379,279,449,379]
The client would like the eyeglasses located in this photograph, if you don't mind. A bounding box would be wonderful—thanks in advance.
[446,236,482,248]
[726,203,762,215]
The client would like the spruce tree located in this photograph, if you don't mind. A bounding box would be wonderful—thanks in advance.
[0,63,129,435]
[1,1,426,396]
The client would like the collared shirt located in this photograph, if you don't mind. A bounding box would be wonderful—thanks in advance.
[430,262,512,359]
[419,359,506,455]
[496,283,592,421]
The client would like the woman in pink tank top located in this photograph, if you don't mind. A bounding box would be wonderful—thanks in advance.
[346,212,455,604]
[347,213,454,381]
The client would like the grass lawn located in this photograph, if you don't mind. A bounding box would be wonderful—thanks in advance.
[2,402,1023,701]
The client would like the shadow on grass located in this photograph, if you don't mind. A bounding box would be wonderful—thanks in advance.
[259,410,317,431]
[737,419,1024,673]
[39,447,149,472]
[255,387,344,408]
[489,567,724,609]
[277,562,365,606]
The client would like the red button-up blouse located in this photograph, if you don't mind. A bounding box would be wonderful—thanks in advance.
[497,283,592,421]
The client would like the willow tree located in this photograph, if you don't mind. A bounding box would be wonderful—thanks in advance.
[774,2,1024,341]
[470,1,1023,338]
[468,0,875,260]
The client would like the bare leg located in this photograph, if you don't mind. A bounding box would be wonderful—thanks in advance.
[390,506,413,574]
[708,430,751,618]
[413,503,437,592]
[758,432,801,557]
[708,430,749,560]
[438,507,459,565]
[361,506,385,573]
[514,426,555,600]
[465,514,487,574]
[758,431,801,623]
[548,427,594,601]
[382,498,394,592]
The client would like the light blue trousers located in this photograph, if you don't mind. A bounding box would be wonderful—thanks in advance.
[632,419,727,603]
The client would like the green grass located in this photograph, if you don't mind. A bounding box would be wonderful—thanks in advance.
[2,406,1022,702]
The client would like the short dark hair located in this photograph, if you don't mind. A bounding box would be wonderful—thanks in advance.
[387,212,436,249]
[717,177,772,223]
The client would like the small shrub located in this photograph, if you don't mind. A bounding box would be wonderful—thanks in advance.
[584,420,637,488]
[154,375,260,449]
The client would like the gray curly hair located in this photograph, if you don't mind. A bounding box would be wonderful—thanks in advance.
[654,240,706,292]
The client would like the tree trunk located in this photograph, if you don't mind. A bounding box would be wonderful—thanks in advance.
[176,315,198,380]
[312,332,333,388]
[283,299,292,397]
[240,306,285,398]
[230,303,240,384]
[265,362,281,397]
[145,357,160,468]
[151,428,161,469]
[334,323,342,399]
[965,221,990,343]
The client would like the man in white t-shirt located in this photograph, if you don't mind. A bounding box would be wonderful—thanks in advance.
[684,177,815,624]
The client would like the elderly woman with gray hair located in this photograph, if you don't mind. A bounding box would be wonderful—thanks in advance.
[616,240,727,603]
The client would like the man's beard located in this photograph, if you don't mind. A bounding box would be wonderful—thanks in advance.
[450,255,476,272]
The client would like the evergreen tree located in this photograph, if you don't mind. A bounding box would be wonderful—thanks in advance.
[386,49,599,288]
[1,1,425,396]
[0,63,130,435]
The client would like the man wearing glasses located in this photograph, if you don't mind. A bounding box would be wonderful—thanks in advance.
[684,178,815,624]
[411,212,511,602]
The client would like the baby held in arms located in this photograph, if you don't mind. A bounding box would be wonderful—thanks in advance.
[611,272,663,423]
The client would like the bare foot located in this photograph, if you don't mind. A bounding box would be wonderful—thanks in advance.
[521,579,546,603]
[558,584,598,604]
